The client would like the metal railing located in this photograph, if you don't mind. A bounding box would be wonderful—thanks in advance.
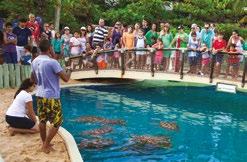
[68,48,247,88]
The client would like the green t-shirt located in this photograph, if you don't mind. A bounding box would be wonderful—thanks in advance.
[52,38,62,53]
[145,30,159,46]
[174,32,188,48]
[159,33,173,57]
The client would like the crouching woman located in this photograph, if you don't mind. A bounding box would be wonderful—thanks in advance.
[5,78,39,135]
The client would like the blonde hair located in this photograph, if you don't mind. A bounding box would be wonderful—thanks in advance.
[29,13,35,19]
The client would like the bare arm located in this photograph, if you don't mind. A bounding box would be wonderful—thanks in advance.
[57,69,71,82]
[26,101,37,123]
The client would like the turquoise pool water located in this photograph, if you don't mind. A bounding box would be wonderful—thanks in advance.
[61,81,247,162]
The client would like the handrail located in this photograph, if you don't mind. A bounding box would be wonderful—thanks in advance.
[68,48,247,88]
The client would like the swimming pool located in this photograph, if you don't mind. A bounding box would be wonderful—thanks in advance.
[61,80,247,162]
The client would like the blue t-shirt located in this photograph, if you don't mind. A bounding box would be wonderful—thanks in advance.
[13,26,32,46]
[31,55,63,99]
[200,29,214,48]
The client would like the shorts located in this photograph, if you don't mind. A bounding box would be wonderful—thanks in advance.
[202,58,210,65]
[3,51,18,64]
[16,46,25,62]
[21,55,32,65]
[216,54,224,63]
[188,57,197,66]
[37,97,63,127]
[55,51,61,55]
[6,115,35,129]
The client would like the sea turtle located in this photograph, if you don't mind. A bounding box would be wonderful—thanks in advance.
[102,119,126,125]
[82,126,113,136]
[160,121,179,131]
[74,116,125,125]
[131,135,171,148]
[78,138,114,149]
[74,116,105,123]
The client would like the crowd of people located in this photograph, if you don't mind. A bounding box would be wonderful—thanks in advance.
[1,14,247,79]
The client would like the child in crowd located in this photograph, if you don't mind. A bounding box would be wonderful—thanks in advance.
[80,26,87,53]
[31,46,38,62]
[213,32,226,77]
[187,32,200,74]
[112,43,120,69]
[227,44,240,80]
[5,78,39,135]
[94,44,107,69]
[123,25,135,69]
[81,43,94,69]
[70,32,81,56]
[104,37,113,68]
[3,22,17,64]
[199,43,210,75]
[21,45,32,65]
[152,38,164,71]
[69,32,82,69]
[135,29,146,69]
[51,32,62,60]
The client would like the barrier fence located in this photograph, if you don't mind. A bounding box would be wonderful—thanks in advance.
[69,48,247,88]
[0,64,31,89]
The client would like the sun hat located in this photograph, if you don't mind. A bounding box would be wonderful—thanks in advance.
[64,26,70,30]
[80,26,86,30]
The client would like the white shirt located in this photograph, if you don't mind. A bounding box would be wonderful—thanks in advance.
[6,90,32,117]
[70,37,81,56]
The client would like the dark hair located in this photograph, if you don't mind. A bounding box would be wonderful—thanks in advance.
[230,43,236,48]
[14,78,34,98]
[19,18,27,23]
[5,22,12,28]
[31,46,38,54]
[191,32,197,37]
[55,32,61,39]
[24,44,32,52]
[39,39,51,52]
[232,30,239,35]
[31,46,38,60]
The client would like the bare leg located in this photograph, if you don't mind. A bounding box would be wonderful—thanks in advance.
[42,126,59,154]
[39,122,47,143]
[8,127,39,136]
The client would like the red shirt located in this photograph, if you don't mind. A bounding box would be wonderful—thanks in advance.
[213,39,226,50]
[26,21,40,42]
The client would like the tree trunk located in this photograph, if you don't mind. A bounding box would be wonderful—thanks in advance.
[54,0,61,31]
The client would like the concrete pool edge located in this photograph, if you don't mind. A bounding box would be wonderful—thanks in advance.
[58,127,83,162]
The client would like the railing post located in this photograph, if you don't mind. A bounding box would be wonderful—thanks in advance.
[209,53,216,83]
[180,49,185,79]
[93,53,99,75]
[150,48,155,77]
[241,55,247,88]
[120,48,125,76]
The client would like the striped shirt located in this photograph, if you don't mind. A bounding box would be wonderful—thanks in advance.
[92,26,108,43]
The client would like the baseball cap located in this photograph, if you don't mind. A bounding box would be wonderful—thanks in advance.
[64,26,70,30]
[80,26,86,30]
[191,23,197,28]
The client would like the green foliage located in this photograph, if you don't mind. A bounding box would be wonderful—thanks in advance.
[216,23,247,40]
